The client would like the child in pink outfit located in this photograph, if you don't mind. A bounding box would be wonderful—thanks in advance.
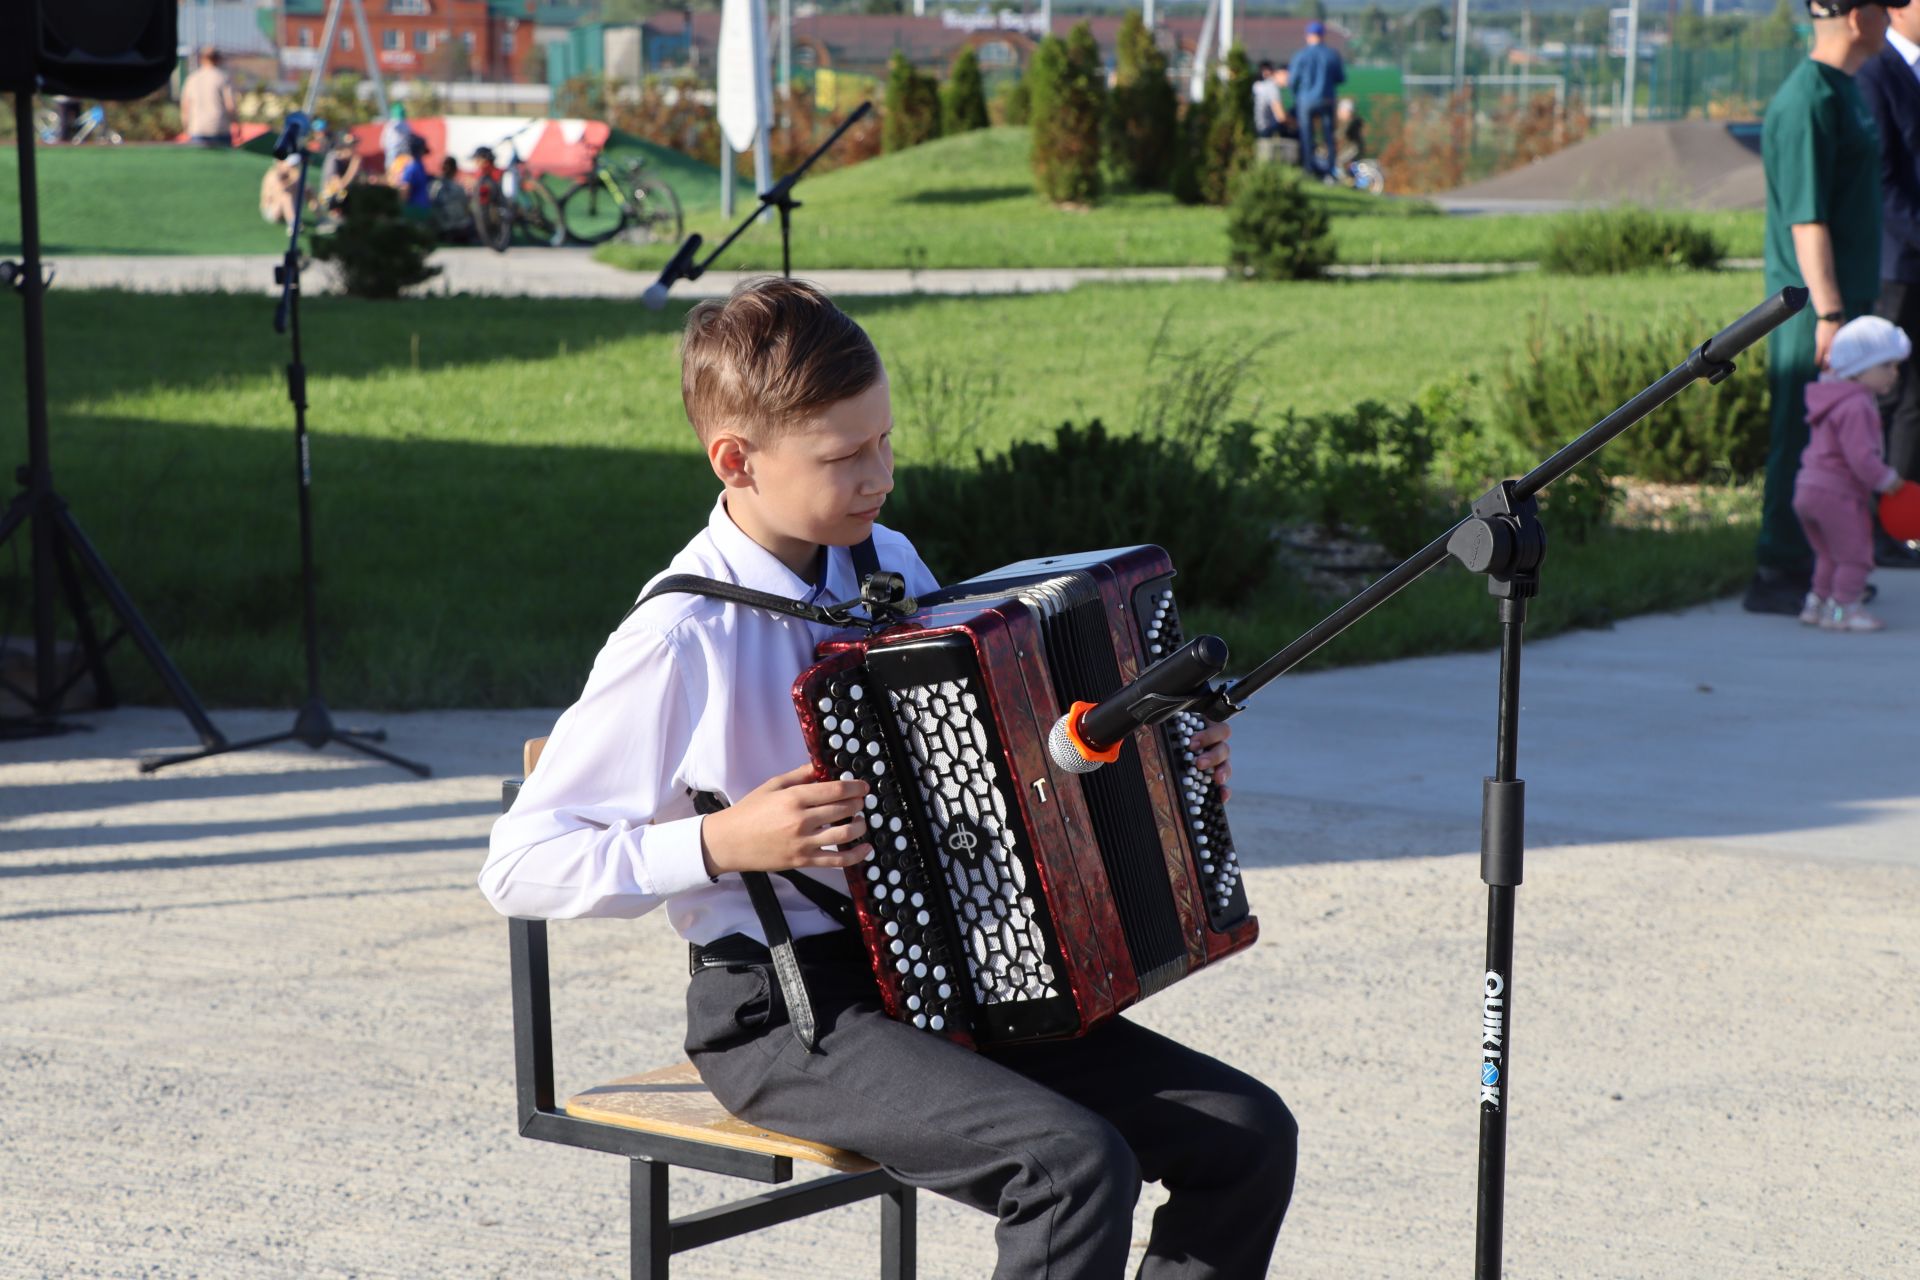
[1794,315,1912,632]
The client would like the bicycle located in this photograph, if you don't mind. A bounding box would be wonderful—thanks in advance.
[553,148,683,247]
[1342,155,1386,194]
[469,140,565,253]
[35,101,123,146]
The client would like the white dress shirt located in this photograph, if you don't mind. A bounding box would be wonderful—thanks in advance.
[1889,27,1920,78]
[479,493,941,944]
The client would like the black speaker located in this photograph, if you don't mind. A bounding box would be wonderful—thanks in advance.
[1,2,40,95]
[6,0,179,101]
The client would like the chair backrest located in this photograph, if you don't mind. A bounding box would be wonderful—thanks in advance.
[524,735,549,776]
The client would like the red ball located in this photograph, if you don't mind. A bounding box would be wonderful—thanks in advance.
[1883,482,1920,542]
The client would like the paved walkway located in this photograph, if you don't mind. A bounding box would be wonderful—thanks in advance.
[3,577,1916,1276]
[44,247,1541,300]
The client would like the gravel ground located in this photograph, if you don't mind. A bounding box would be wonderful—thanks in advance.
[3,580,1916,1278]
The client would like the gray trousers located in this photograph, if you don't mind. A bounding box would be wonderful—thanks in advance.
[686,931,1296,1279]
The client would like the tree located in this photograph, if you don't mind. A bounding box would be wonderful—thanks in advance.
[863,0,904,14]
[1109,11,1178,190]
[1406,4,1449,47]
[1756,0,1804,49]
[944,46,990,133]
[882,51,942,152]
[1030,23,1106,205]
[1200,43,1255,206]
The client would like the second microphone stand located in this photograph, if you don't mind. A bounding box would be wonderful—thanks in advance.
[1132,288,1808,1279]
[144,125,428,778]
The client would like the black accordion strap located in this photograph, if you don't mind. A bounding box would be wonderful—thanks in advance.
[690,788,856,1055]
[671,534,883,1053]
[622,535,882,628]
[850,535,880,585]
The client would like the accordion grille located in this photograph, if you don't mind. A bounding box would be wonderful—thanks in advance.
[1030,583,1188,996]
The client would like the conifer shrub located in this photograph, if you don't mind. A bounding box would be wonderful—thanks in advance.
[308,184,440,300]
[1493,309,1769,487]
[1169,99,1207,205]
[882,51,943,152]
[1200,46,1256,205]
[944,46,990,133]
[1541,205,1726,275]
[1226,162,1335,280]
[1029,23,1106,206]
[993,77,1032,126]
[1109,12,1178,189]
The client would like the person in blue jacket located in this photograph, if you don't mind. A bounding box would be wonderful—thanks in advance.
[1288,20,1347,180]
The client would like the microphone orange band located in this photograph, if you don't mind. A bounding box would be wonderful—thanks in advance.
[1065,700,1123,763]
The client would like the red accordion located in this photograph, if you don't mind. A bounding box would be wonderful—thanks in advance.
[792,546,1257,1049]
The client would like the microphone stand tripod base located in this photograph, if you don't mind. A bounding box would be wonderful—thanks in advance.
[140,697,429,776]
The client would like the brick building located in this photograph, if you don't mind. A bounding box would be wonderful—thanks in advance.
[280,0,540,83]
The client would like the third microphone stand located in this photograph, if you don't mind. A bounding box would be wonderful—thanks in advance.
[644,101,874,306]
[1145,287,1807,1279]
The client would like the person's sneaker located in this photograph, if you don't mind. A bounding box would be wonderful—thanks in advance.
[1875,537,1920,569]
[1743,565,1813,615]
[1821,601,1886,632]
[1798,592,1828,625]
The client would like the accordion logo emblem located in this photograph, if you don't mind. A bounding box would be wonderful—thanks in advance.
[944,815,988,865]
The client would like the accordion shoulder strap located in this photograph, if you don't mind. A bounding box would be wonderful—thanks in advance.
[622,535,883,629]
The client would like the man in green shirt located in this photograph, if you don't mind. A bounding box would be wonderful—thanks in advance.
[1750,0,1904,614]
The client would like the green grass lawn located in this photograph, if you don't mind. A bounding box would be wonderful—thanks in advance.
[3,127,1764,268]
[0,132,712,257]
[0,270,1765,709]
[597,127,1765,272]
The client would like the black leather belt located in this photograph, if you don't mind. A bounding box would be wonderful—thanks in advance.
[689,930,862,977]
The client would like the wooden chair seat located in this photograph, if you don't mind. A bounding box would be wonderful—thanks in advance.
[566,1063,877,1174]
[505,733,915,1276]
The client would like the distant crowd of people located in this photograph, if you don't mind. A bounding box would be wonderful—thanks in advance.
[254,102,508,245]
[1752,0,1920,631]
[1249,22,1365,183]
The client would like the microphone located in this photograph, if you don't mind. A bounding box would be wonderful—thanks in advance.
[272,111,309,160]
[1047,634,1229,775]
[642,233,705,311]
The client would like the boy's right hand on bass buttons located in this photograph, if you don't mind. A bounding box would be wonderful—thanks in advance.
[700,763,873,879]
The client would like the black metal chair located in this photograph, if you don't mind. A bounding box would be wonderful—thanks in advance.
[504,758,917,1279]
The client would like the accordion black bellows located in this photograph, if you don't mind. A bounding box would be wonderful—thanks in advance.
[793,546,1256,1049]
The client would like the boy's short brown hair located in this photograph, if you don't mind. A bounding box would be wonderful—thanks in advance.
[680,277,883,447]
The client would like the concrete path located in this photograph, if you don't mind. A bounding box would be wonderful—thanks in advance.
[3,575,1917,1277]
[42,248,1548,301]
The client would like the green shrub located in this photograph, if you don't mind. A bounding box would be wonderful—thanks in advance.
[944,47,990,133]
[1541,206,1727,275]
[307,184,440,301]
[1200,46,1256,205]
[896,419,1278,607]
[1493,309,1770,497]
[1109,11,1178,189]
[1030,24,1106,206]
[994,77,1032,126]
[1262,400,1447,557]
[1226,163,1335,280]
[882,52,943,152]
[1169,99,1207,205]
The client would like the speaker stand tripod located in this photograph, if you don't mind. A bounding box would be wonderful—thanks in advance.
[0,89,227,749]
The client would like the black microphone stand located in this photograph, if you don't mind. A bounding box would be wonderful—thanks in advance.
[656,100,873,298]
[143,125,428,777]
[1173,289,1805,1278]
[0,89,227,749]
